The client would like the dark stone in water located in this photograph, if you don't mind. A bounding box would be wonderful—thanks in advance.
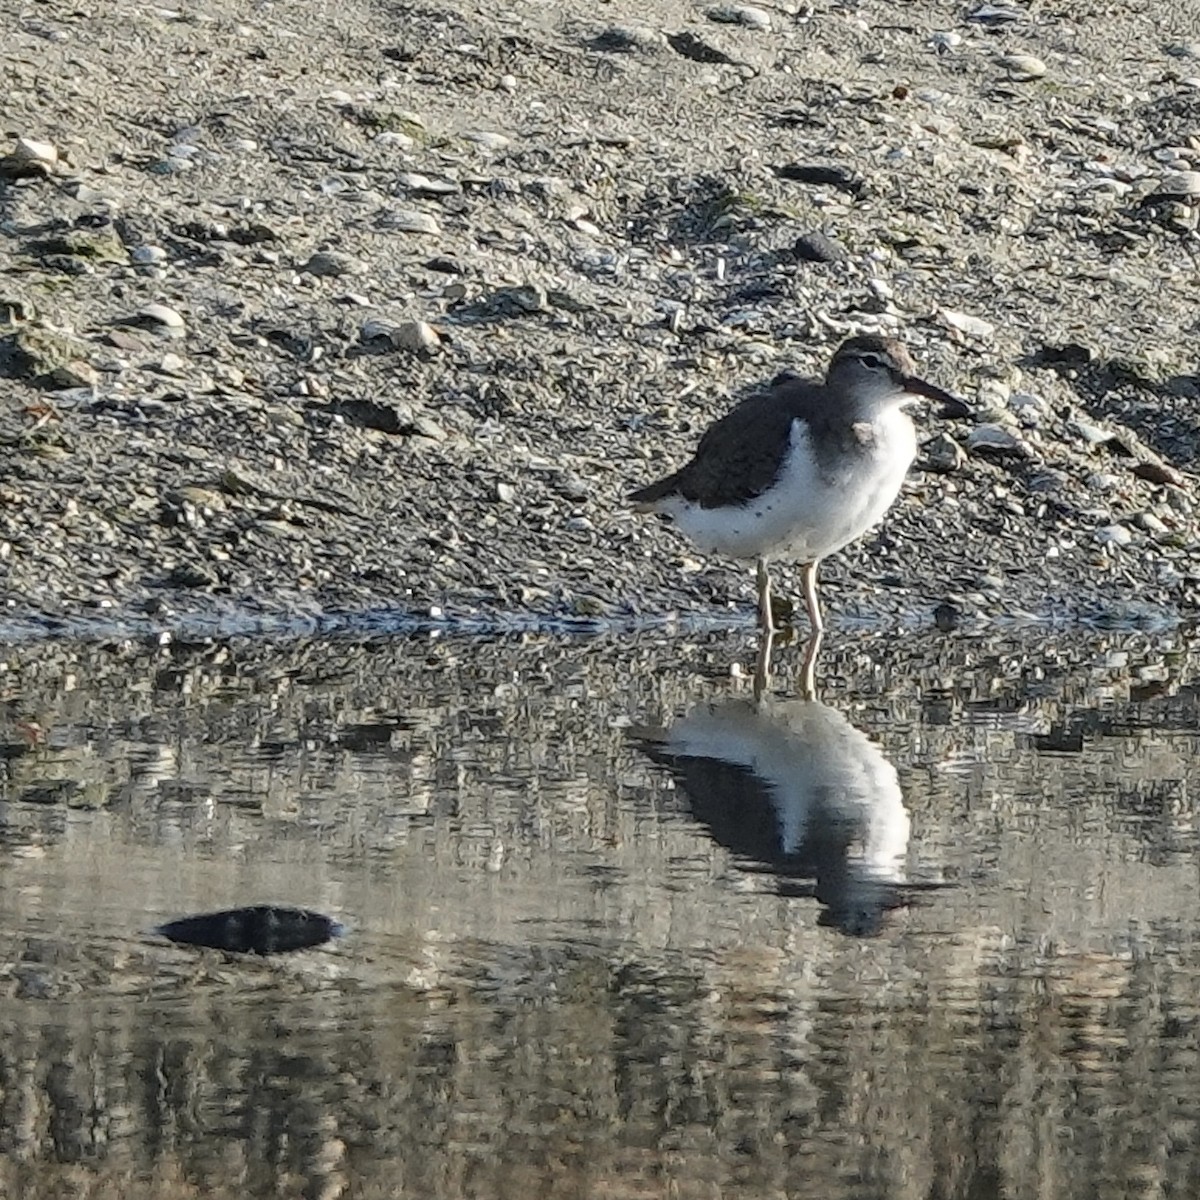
[156,905,343,955]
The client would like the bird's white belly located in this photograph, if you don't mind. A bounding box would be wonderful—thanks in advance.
[668,412,917,563]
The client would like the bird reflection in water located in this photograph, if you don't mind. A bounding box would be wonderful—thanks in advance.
[635,641,915,937]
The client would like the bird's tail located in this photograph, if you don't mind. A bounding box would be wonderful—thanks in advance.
[627,473,682,512]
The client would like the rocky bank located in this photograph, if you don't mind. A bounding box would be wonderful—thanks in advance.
[2,0,1199,640]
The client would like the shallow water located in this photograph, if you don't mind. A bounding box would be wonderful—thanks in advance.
[2,628,1200,1199]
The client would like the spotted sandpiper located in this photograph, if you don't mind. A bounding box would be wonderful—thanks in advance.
[633,691,911,936]
[629,335,967,637]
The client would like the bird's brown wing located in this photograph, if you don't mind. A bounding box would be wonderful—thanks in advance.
[629,382,826,510]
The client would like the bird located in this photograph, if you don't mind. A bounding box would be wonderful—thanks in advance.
[631,692,913,936]
[628,335,967,637]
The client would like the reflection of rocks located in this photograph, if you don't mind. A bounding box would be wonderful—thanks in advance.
[636,697,911,936]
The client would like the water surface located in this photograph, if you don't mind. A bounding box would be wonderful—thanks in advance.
[2,629,1199,1199]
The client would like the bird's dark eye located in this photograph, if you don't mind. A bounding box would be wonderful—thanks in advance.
[861,353,883,370]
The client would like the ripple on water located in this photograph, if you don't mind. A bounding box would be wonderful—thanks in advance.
[2,629,1200,1198]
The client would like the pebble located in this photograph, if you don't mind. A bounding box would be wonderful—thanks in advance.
[588,25,664,55]
[930,31,961,53]
[707,4,771,29]
[461,131,511,151]
[50,361,98,389]
[1008,392,1047,425]
[136,302,186,333]
[483,284,549,316]
[967,425,1031,456]
[396,172,460,196]
[131,245,168,265]
[302,250,363,277]
[1156,170,1200,197]
[997,53,1047,81]
[968,4,1024,24]
[375,131,416,150]
[13,137,59,166]
[938,308,996,340]
[1095,524,1133,547]
[1131,460,1185,487]
[212,363,245,389]
[377,208,441,235]
[793,231,846,263]
[494,482,516,504]
[360,319,395,344]
[392,320,442,355]
[1070,420,1114,446]
[1136,512,1169,535]
[923,432,966,473]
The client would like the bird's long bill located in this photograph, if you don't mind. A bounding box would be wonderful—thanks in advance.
[902,375,972,418]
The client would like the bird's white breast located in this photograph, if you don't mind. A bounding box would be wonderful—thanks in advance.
[665,408,917,563]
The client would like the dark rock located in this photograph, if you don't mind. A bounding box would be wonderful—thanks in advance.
[774,164,866,198]
[793,231,847,263]
[156,905,343,955]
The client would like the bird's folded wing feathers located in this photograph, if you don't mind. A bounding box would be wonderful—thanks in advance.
[629,389,810,509]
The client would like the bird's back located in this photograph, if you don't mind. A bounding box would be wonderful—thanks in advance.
[629,377,837,511]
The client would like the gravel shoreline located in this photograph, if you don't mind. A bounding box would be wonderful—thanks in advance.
[2,0,1199,640]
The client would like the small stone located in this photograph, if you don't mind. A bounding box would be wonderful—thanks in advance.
[302,250,362,277]
[997,53,1047,80]
[1070,420,1114,446]
[50,360,98,389]
[937,308,995,340]
[461,131,511,151]
[396,171,460,196]
[933,601,962,631]
[587,25,664,54]
[1156,170,1200,198]
[374,130,416,150]
[793,231,846,263]
[483,284,549,316]
[1095,524,1132,547]
[775,163,865,197]
[360,318,397,344]
[411,414,447,441]
[499,73,517,92]
[12,137,58,166]
[966,424,1031,456]
[1132,460,1185,487]
[158,352,186,375]
[136,302,186,332]
[377,208,441,235]
[1008,391,1046,424]
[7,326,93,381]
[707,5,771,29]
[212,363,245,389]
[494,482,516,504]
[922,432,966,473]
[1,137,59,178]
[1136,512,1169,535]
[131,245,168,265]
[392,319,442,354]
[967,3,1024,24]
